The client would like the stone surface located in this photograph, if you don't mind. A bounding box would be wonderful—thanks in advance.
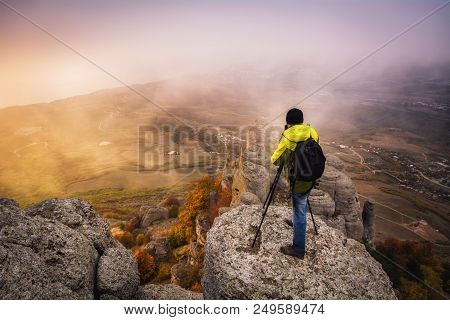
[97,247,140,299]
[0,198,140,300]
[202,205,396,300]
[135,284,203,300]
[311,155,364,240]
[362,200,375,246]
[239,192,262,206]
[171,260,198,289]
[230,139,270,207]
[218,207,232,216]
[140,207,169,228]
[144,238,172,263]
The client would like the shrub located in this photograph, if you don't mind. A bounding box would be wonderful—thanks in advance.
[111,228,134,248]
[372,238,448,299]
[133,248,155,283]
[135,233,145,246]
[125,213,141,232]
[163,195,181,207]
[210,185,232,219]
[191,281,202,293]
[172,244,190,260]
[168,205,179,218]
[171,175,220,246]
[154,263,173,282]
[168,231,187,249]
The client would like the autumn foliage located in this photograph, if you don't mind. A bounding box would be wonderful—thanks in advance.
[372,238,448,299]
[210,185,232,219]
[111,227,134,248]
[169,175,220,248]
[133,248,156,283]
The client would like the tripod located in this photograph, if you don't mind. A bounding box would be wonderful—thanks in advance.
[251,163,318,248]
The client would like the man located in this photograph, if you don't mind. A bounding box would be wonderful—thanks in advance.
[270,108,319,259]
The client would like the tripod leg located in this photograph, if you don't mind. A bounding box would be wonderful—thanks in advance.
[307,198,319,235]
[263,164,283,209]
[252,166,283,248]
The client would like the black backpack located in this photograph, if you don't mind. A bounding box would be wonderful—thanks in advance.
[288,133,326,190]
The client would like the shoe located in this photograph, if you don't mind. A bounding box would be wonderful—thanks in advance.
[284,218,293,227]
[280,245,305,259]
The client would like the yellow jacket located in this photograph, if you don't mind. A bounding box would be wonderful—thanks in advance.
[271,124,319,193]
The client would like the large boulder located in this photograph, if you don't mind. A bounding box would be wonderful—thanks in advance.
[0,198,140,299]
[140,207,169,228]
[202,205,396,300]
[135,284,203,300]
[96,247,140,299]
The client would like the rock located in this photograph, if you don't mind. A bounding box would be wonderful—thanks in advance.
[218,207,232,216]
[334,174,363,240]
[202,205,396,300]
[96,247,140,299]
[188,241,205,265]
[0,198,140,300]
[314,156,364,240]
[135,284,203,300]
[171,260,198,289]
[196,214,211,245]
[362,201,375,246]
[231,158,270,206]
[308,189,335,219]
[144,238,172,263]
[140,207,169,228]
[308,189,346,233]
[25,198,116,253]
[239,192,262,206]
[242,143,268,166]
[326,154,346,171]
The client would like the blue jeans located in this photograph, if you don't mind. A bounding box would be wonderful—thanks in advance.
[292,192,309,252]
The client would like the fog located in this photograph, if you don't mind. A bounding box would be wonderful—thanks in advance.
[1,0,449,108]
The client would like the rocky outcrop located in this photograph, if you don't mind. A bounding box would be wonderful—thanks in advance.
[202,205,396,300]
[0,198,140,299]
[362,200,375,246]
[309,155,364,240]
[135,284,203,300]
[230,129,270,206]
[231,157,270,206]
[140,207,169,228]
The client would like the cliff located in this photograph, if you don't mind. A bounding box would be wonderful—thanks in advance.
[202,205,396,299]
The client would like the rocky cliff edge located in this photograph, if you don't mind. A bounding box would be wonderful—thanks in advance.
[202,205,396,300]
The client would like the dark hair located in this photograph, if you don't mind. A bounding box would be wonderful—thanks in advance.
[286,108,303,125]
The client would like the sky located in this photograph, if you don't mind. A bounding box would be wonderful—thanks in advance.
[1,0,449,108]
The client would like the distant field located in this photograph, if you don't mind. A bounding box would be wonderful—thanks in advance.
[323,128,450,251]
[0,79,247,206]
